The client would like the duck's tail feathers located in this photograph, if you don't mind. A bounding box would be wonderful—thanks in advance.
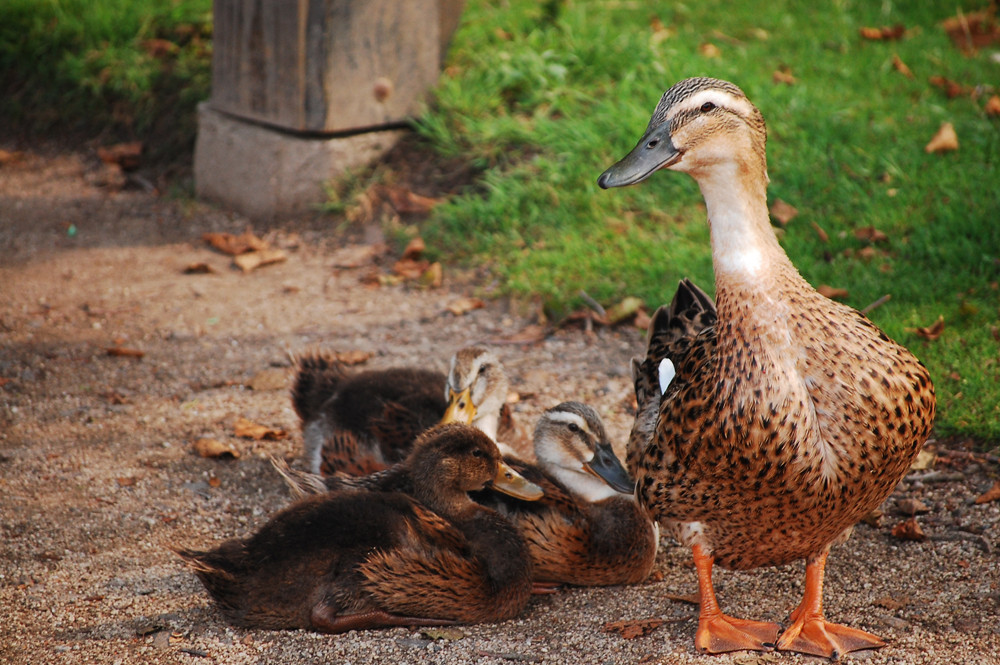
[291,352,350,422]
[270,455,329,498]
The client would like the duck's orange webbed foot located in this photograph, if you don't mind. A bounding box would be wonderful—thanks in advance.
[776,550,886,658]
[696,613,781,654]
[691,544,779,654]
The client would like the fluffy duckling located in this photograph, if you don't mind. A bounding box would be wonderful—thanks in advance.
[474,401,659,587]
[177,424,540,632]
[599,78,935,657]
[293,346,524,475]
[279,402,658,588]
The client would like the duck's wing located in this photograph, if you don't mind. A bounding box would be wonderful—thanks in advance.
[628,279,716,475]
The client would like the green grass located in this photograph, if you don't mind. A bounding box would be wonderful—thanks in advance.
[409,0,1000,441]
[0,0,211,163]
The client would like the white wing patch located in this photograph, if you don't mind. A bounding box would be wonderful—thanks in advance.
[658,358,676,395]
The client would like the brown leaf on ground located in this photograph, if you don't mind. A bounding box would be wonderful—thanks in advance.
[860,24,905,41]
[603,618,664,639]
[420,262,443,288]
[925,122,959,153]
[420,627,466,641]
[233,249,287,273]
[192,438,240,459]
[97,142,143,170]
[393,257,430,280]
[447,297,486,316]
[491,324,549,346]
[331,244,385,269]
[810,221,829,243]
[817,285,849,300]
[0,149,27,166]
[862,509,884,527]
[202,231,269,256]
[942,7,1000,52]
[141,38,179,59]
[855,226,889,243]
[663,591,701,605]
[634,307,652,331]
[929,76,969,99]
[401,237,426,261]
[233,417,287,441]
[699,43,721,58]
[116,476,138,487]
[985,95,1000,117]
[772,69,796,85]
[896,498,931,515]
[183,262,215,275]
[912,315,945,341]
[381,186,440,215]
[974,480,1000,504]
[911,448,937,470]
[892,54,915,78]
[875,595,909,610]
[891,517,927,541]
[769,199,799,226]
[106,347,145,358]
[605,296,645,326]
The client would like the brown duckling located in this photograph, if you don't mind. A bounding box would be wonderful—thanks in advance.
[293,346,523,475]
[599,77,936,657]
[279,402,658,588]
[474,401,659,587]
[177,424,541,633]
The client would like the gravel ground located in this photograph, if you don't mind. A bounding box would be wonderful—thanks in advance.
[1,148,998,665]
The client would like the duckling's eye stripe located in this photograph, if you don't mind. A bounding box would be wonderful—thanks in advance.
[545,411,590,434]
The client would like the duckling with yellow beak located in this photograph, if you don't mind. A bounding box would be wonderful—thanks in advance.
[599,77,935,658]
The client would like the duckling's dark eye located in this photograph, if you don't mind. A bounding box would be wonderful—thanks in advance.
[567,423,580,433]
[646,138,660,149]
[478,363,490,376]
[471,448,485,458]
[700,102,716,113]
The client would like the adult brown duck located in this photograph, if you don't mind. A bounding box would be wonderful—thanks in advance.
[176,424,541,632]
[293,346,524,475]
[599,77,936,658]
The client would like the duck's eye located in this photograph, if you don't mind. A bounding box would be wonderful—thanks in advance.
[646,138,660,149]
[700,102,716,113]
[567,423,580,433]
[471,449,485,458]
[478,363,490,376]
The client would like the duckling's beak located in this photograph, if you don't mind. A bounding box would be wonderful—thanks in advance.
[584,444,635,494]
[597,124,680,188]
[441,387,476,425]
[492,461,544,501]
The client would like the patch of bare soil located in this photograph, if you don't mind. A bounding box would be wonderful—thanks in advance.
[1,146,998,665]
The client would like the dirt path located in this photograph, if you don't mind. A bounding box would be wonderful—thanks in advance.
[1,148,998,665]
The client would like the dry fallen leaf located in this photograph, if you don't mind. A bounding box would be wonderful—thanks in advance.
[401,237,426,261]
[912,315,945,341]
[663,591,701,605]
[817,285,849,300]
[634,307,652,331]
[942,8,1000,52]
[333,350,374,365]
[911,448,936,470]
[393,257,430,280]
[769,199,798,226]
[420,262,443,288]
[892,54,914,78]
[862,508,883,527]
[985,95,1000,117]
[974,480,1000,505]
[331,244,384,269]
[106,347,145,358]
[699,42,721,58]
[233,249,287,273]
[382,186,440,215]
[183,262,215,275]
[874,595,909,610]
[810,221,829,243]
[929,75,968,99]
[202,231,268,256]
[891,517,927,541]
[233,417,288,441]
[97,142,143,170]
[925,122,959,153]
[420,627,465,641]
[855,226,889,243]
[116,476,138,487]
[192,438,240,459]
[605,296,645,326]
[603,618,664,640]
[860,24,905,41]
[772,69,796,85]
[0,149,26,166]
[896,498,930,515]
[492,324,549,345]
[446,297,486,316]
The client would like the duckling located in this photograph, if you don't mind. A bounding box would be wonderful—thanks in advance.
[599,77,935,657]
[176,424,540,632]
[293,346,524,475]
[279,402,658,588]
[474,401,659,587]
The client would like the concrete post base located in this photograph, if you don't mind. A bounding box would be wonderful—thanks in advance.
[194,103,404,221]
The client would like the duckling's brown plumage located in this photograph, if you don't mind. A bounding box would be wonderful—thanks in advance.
[292,346,525,475]
[600,77,936,658]
[177,424,536,632]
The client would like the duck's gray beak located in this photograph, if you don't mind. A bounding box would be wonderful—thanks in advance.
[584,443,635,494]
[597,123,680,189]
